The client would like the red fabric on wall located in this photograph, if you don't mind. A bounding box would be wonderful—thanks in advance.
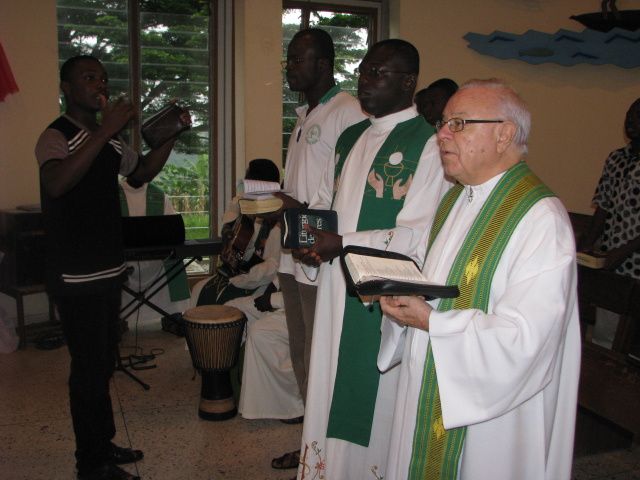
[0,42,19,101]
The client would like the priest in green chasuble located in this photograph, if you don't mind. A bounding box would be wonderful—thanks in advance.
[379,79,581,480]
[293,39,452,479]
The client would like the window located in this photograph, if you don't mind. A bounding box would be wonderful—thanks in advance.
[282,1,380,163]
[57,0,234,274]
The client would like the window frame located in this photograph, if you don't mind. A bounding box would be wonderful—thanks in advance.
[281,1,383,163]
[56,0,235,247]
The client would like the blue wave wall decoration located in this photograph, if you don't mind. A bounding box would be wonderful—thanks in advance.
[463,28,640,68]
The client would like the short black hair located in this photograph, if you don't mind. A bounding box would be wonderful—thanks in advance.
[415,78,459,101]
[246,158,280,183]
[427,78,458,97]
[292,28,335,66]
[60,55,101,82]
[370,39,419,75]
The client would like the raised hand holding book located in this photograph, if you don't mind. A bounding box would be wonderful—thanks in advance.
[141,103,190,149]
[341,245,459,303]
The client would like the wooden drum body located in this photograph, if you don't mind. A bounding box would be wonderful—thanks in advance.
[183,305,246,421]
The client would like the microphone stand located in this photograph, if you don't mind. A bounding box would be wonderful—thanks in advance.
[114,266,156,391]
[115,342,152,391]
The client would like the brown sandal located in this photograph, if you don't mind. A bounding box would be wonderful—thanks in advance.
[271,449,300,469]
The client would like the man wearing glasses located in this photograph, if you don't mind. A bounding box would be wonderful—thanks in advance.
[270,27,365,472]
[379,79,581,480]
[293,39,451,479]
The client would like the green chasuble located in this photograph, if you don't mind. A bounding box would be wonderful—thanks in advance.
[408,162,554,480]
[326,115,434,447]
[118,183,190,302]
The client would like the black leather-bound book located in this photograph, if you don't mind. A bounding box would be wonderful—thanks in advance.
[141,103,190,149]
[340,245,459,302]
[281,208,338,249]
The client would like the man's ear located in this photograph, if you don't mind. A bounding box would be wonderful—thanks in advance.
[402,73,417,93]
[60,80,70,97]
[496,121,517,154]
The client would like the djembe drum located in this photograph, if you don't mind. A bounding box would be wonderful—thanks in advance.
[183,305,246,421]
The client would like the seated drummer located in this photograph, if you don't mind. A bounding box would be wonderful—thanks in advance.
[190,158,281,306]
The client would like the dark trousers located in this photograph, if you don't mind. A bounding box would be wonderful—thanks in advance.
[278,272,317,403]
[55,285,121,475]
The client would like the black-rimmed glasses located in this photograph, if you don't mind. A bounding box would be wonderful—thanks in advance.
[436,118,505,132]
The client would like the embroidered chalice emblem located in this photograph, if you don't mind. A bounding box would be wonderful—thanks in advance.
[384,151,404,186]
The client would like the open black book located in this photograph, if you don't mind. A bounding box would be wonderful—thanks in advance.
[340,245,459,303]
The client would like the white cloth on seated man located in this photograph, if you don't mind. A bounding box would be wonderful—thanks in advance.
[188,203,281,308]
[119,179,190,322]
[225,291,304,420]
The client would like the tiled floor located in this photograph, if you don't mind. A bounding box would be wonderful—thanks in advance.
[1,318,638,480]
[0,319,301,480]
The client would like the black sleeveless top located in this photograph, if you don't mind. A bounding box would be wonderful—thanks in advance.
[39,116,137,295]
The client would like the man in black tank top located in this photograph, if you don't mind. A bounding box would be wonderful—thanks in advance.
[35,55,190,480]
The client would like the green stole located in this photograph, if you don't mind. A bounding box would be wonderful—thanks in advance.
[408,162,554,480]
[326,115,434,446]
[118,183,190,301]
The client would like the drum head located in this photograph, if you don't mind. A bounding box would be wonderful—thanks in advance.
[183,305,245,325]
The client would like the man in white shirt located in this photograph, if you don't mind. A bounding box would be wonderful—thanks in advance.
[271,27,365,471]
[379,79,581,480]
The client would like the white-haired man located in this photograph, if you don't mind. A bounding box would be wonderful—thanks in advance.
[379,79,581,480]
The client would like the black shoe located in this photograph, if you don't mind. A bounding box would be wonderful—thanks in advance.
[280,416,304,425]
[271,449,300,470]
[110,443,144,465]
[78,463,140,480]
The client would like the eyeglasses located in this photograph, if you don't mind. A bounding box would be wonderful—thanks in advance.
[435,118,504,132]
[355,65,411,80]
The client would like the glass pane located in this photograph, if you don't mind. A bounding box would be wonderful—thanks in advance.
[281,7,372,164]
[57,0,215,274]
[282,8,303,165]
[57,0,130,108]
[309,11,370,97]
[139,4,211,243]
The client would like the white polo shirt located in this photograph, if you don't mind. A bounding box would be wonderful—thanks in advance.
[279,86,365,285]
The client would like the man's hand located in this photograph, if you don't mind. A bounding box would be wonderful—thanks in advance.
[178,107,192,128]
[254,282,277,312]
[99,95,136,138]
[273,192,304,211]
[297,227,342,266]
[380,295,431,331]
